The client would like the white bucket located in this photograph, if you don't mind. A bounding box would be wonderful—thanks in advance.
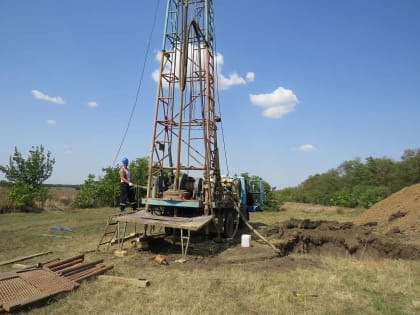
[241,234,251,247]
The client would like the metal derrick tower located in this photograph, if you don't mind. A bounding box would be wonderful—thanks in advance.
[98,0,265,257]
[145,0,219,216]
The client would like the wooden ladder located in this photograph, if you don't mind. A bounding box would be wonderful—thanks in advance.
[97,214,123,251]
[97,213,139,251]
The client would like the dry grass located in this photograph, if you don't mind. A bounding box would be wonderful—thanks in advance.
[45,187,79,209]
[1,208,419,314]
[0,186,79,212]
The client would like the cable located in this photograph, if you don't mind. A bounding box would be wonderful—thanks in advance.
[112,0,161,166]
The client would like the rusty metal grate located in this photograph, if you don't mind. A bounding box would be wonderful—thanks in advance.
[0,276,45,311]
[20,269,79,295]
[0,269,78,312]
[0,254,113,312]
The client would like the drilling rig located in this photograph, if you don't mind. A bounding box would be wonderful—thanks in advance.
[111,0,264,257]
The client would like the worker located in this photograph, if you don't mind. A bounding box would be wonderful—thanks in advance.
[119,157,136,212]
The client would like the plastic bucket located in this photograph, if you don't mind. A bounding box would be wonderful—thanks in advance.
[241,234,251,247]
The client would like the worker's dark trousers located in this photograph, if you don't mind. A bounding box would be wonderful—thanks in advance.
[119,183,136,212]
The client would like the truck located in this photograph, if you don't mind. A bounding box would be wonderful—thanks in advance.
[112,0,264,256]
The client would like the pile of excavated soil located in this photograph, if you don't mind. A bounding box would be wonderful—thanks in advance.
[264,184,420,260]
[264,185,420,260]
[263,219,420,260]
[353,184,420,244]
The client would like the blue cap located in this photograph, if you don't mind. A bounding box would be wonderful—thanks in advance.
[122,157,129,164]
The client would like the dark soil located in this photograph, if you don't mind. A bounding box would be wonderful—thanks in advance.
[253,184,420,261]
[263,219,420,260]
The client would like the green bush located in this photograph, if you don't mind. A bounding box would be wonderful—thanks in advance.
[7,180,48,211]
[74,174,98,208]
[0,145,54,211]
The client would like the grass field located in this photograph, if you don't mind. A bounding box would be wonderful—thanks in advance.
[1,207,419,314]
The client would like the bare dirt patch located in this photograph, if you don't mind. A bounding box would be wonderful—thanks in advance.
[353,183,420,246]
[257,185,420,261]
[110,233,325,274]
[263,219,420,260]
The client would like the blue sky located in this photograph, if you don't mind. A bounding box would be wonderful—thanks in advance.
[1,0,419,189]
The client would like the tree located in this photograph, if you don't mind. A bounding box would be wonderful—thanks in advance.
[74,157,149,208]
[399,149,420,186]
[0,145,55,210]
[74,174,98,208]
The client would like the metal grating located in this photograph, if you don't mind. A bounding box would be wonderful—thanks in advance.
[0,269,78,312]
[0,276,45,311]
[20,269,79,295]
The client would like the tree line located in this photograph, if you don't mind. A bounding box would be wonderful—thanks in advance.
[270,149,420,208]
[1,146,420,210]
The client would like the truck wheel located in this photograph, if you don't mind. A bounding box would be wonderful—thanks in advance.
[223,210,235,238]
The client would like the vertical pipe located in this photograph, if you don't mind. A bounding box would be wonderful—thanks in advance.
[203,45,211,216]
[162,0,171,50]
[175,0,188,190]
[146,50,166,209]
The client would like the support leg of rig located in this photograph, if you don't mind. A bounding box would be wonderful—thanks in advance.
[180,229,191,259]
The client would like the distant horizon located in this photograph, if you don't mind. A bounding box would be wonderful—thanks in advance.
[3,146,419,190]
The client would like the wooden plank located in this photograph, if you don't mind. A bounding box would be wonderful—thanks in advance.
[0,251,52,266]
[117,211,213,231]
[109,232,140,245]
[97,275,150,287]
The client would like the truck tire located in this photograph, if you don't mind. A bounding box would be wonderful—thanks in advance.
[223,209,235,238]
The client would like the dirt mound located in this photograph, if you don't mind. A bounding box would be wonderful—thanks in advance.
[264,219,420,260]
[353,184,420,244]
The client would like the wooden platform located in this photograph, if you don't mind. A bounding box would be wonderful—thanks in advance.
[116,210,213,231]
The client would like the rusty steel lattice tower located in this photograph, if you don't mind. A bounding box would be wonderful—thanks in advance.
[145,0,220,216]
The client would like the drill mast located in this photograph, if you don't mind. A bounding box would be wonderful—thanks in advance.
[145,0,220,215]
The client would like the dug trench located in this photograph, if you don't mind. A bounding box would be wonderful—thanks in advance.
[261,219,420,260]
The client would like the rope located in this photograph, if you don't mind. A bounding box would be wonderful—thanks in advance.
[112,0,161,167]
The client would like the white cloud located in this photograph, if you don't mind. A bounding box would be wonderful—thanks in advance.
[152,67,160,82]
[249,87,298,119]
[31,90,65,104]
[215,52,224,66]
[298,144,317,152]
[87,101,98,108]
[218,72,246,89]
[152,50,254,90]
[246,72,255,82]
[46,119,56,125]
[216,53,254,90]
